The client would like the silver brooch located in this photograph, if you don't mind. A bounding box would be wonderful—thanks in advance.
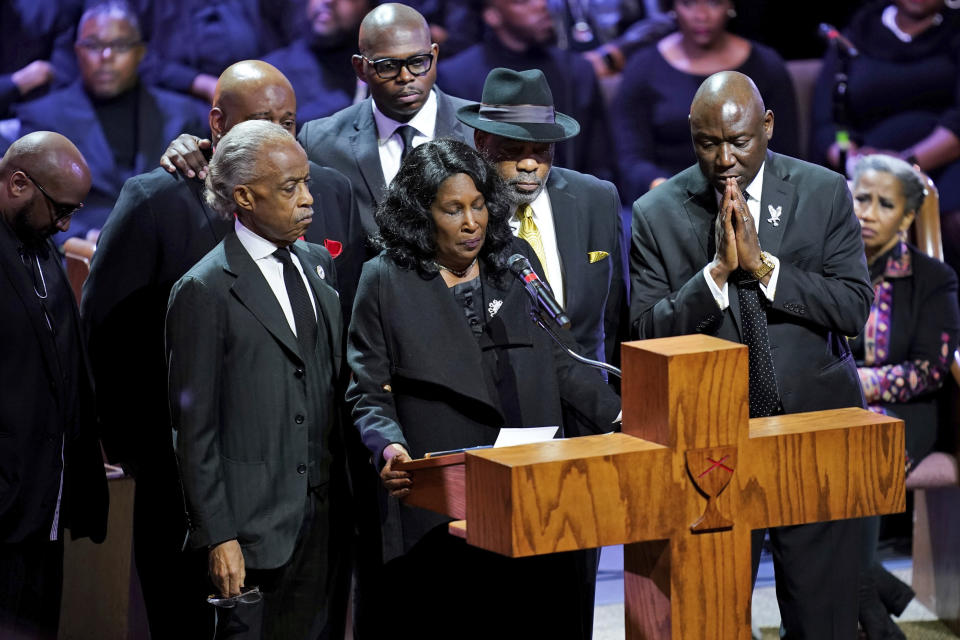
[767,204,782,227]
[315,265,325,280]
[488,299,503,317]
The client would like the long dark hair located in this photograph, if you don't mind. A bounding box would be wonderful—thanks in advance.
[374,137,514,278]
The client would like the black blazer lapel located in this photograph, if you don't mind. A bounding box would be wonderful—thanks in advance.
[135,84,164,176]
[63,82,119,196]
[388,265,502,415]
[294,244,343,370]
[758,153,797,257]
[350,101,386,208]
[546,171,582,308]
[223,233,304,364]
[681,171,717,267]
[0,232,61,392]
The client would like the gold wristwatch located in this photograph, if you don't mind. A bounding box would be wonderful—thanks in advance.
[752,251,775,280]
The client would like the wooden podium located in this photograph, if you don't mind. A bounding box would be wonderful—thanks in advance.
[397,335,906,640]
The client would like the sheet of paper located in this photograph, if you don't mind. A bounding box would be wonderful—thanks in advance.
[494,426,559,448]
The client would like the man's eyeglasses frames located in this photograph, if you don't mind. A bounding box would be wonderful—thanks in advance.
[360,53,434,80]
[25,174,83,222]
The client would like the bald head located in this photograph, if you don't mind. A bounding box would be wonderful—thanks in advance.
[352,4,437,122]
[689,71,773,193]
[210,60,297,143]
[690,71,766,124]
[0,131,91,243]
[358,3,430,55]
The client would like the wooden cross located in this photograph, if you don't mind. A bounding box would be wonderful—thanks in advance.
[398,334,905,639]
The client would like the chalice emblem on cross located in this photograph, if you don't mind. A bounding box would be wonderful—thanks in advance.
[685,446,737,532]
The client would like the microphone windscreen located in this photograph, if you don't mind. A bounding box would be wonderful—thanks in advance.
[507,253,529,274]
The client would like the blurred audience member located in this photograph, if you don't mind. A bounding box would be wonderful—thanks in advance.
[811,0,960,273]
[0,131,107,640]
[127,0,297,103]
[298,3,475,236]
[611,0,798,202]
[262,0,371,125]
[0,0,84,119]
[551,0,675,78]
[437,0,616,183]
[16,1,207,240]
[403,0,484,58]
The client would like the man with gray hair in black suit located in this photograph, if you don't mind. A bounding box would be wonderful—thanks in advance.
[168,119,350,640]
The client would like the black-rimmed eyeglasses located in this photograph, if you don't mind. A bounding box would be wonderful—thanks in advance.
[360,53,434,80]
[76,39,142,55]
[206,586,262,608]
[25,174,83,222]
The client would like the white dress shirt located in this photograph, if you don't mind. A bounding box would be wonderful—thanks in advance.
[235,220,317,335]
[701,162,781,309]
[508,186,566,307]
[372,89,439,185]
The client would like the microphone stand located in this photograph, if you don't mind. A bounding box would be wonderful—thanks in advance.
[528,308,622,379]
[830,41,855,176]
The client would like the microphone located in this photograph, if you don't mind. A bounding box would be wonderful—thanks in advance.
[818,23,858,57]
[508,254,570,329]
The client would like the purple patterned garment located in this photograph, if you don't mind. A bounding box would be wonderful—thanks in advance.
[858,242,952,408]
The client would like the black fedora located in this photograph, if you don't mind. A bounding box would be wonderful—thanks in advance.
[456,68,580,143]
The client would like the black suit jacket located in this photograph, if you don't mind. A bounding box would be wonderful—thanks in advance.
[166,232,344,569]
[297,88,476,236]
[82,163,360,479]
[852,244,960,462]
[16,80,208,239]
[546,167,627,368]
[630,151,873,414]
[346,241,621,560]
[0,223,107,544]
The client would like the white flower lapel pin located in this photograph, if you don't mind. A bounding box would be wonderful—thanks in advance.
[766,204,782,227]
[488,299,503,317]
[315,265,325,280]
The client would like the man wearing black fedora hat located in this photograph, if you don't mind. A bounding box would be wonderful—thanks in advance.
[459,67,627,377]
[439,0,616,183]
[460,70,627,633]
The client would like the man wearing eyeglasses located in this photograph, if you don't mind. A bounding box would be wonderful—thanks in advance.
[0,131,107,639]
[297,2,476,236]
[14,0,207,240]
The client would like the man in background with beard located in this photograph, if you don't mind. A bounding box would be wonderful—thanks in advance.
[0,131,107,639]
[457,69,626,636]
[460,67,626,374]
[262,0,372,124]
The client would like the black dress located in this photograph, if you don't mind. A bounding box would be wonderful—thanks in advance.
[811,3,960,211]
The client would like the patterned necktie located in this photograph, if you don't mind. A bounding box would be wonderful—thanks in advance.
[397,125,417,161]
[735,272,782,418]
[273,248,317,356]
[516,204,550,282]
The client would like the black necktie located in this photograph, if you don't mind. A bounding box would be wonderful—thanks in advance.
[397,125,417,161]
[273,248,317,356]
[735,271,781,418]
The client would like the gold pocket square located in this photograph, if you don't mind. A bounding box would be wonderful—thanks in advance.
[588,251,609,263]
